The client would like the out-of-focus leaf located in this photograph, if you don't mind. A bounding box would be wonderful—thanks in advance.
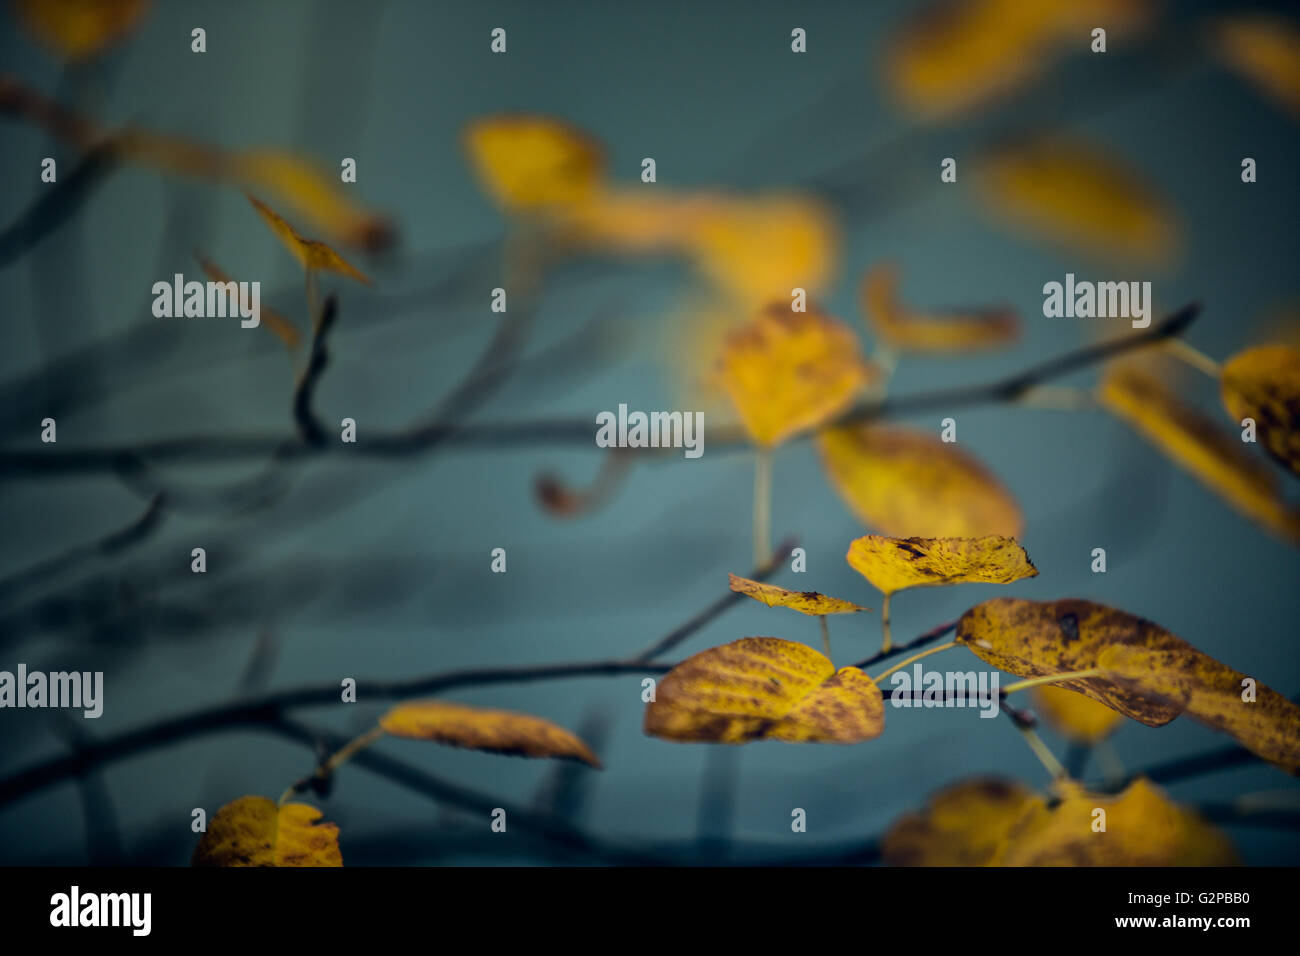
[464,115,605,212]
[882,777,1042,865]
[727,573,870,616]
[380,700,601,767]
[196,253,301,349]
[247,194,372,285]
[846,534,1036,596]
[12,0,150,61]
[644,637,884,744]
[1211,14,1300,117]
[1220,344,1300,478]
[977,137,1178,265]
[861,262,1018,352]
[191,796,341,867]
[555,188,710,254]
[998,777,1238,866]
[1032,684,1122,744]
[818,424,1023,537]
[718,305,876,447]
[1100,360,1300,543]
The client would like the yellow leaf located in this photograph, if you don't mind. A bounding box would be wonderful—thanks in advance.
[717,305,876,447]
[554,188,711,255]
[997,777,1238,866]
[846,534,1037,596]
[1101,360,1300,543]
[1031,684,1122,744]
[1211,14,1300,117]
[820,424,1022,537]
[977,137,1178,265]
[882,777,1042,866]
[464,115,604,212]
[191,796,342,867]
[380,700,601,767]
[860,262,1018,352]
[196,254,301,350]
[727,573,870,615]
[644,637,884,744]
[12,0,150,61]
[1220,344,1300,478]
[247,194,373,285]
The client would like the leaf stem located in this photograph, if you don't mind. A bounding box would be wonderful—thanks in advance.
[819,615,831,660]
[1001,668,1103,695]
[1164,337,1221,378]
[871,641,958,684]
[1017,724,1071,782]
[305,266,320,331]
[879,592,892,654]
[280,723,386,805]
[752,447,772,569]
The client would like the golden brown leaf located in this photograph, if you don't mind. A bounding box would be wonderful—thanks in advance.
[860,262,1018,352]
[727,573,869,616]
[882,777,1042,866]
[644,637,884,744]
[380,700,601,767]
[1101,360,1300,543]
[717,305,876,447]
[1031,684,1122,744]
[818,424,1023,537]
[1211,14,1300,117]
[12,0,150,61]
[247,194,372,285]
[464,115,604,212]
[1220,344,1300,478]
[977,137,1178,265]
[196,254,301,350]
[846,534,1036,596]
[191,795,342,867]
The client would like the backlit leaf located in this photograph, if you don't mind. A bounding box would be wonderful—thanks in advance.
[1211,14,1300,117]
[860,262,1018,352]
[1031,684,1122,744]
[728,573,869,616]
[464,115,605,212]
[196,254,301,350]
[13,0,150,61]
[717,305,876,447]
[820,425,1023,537]
[977,137,1178,265]
[644,637,884,744]
[1220,344,1300,478]
[191,795,342,867]
[882,777,1042,866]
[380,700,601,767]
[247,194,373,285]
[846,534,1036,596]
[1101,360,1300,543]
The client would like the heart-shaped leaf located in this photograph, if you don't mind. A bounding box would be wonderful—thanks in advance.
[191,796,342,867]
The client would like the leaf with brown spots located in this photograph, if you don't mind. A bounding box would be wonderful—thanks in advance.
[380,700,601,767]
[846,535,1036,597]
[1220,344,1300,478]
[464,115,605,212]
[1101,360,1300,543]
[728,573,870,616]
[718,305,877,447]
[644,637,884,744]
[818,424,1023,538]
[247,194,373,285]
[191,795,342,867]
[860,263,1018,352]
[882,777,1042,866]
[1031,684,1123,744]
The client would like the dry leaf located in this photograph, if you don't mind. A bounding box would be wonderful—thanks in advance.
[1031,684,1122,744]
[860,263,1017,352]
[12,0,150,61]
[846,534,1036,596]
[644,637,884,744]
[882,777,1042,865]
[191,795,342,867]
[380,700,601,767]
[1211,14,1300,117]
[196,254,301,349]
[464,115,604,212]
[247,194,372,285]
[718,305,876,447]
[1220,344,1300,478]
[818,424,1023,537]
[1101,360,1300,543]
[728,573,870,615]
[977,137,1178,265]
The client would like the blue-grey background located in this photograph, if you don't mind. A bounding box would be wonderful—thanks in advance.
[1,0,1298,864]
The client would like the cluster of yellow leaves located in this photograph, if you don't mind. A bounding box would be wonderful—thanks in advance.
[860,263,1018,352]
[1100,359,1300,544]
[644,638,884,744]
[1220,344,1300,478]
[958,597,1300,773]
[977,137,1179,265]
[883,776,1236,866]
[728,573,868,616]
[819,425,1023,537]
[380,700,601,767]
[192,796,342,867]
[12,0,150,61]
[1210,14,1300,117]
[846,534,1037,597]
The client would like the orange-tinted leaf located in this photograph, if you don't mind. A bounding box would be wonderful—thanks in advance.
[247,194,372,285]
[861,263,1018,352]
[1220,344,1300,478]
[728,573,869,615]
[380,700,600,767]
[882,777,1042,865]
[464,115,604,212]
[196,254,301,349]
[846,534,1036,596]
[12,0,150,61]
[818,424,1023,537]
[191,795,342,867]
[1211,14,1300,117]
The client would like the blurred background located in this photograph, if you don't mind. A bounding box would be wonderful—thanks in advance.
[1,0,1298,865]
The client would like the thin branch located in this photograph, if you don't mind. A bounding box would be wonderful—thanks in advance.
[292,294,338,446]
